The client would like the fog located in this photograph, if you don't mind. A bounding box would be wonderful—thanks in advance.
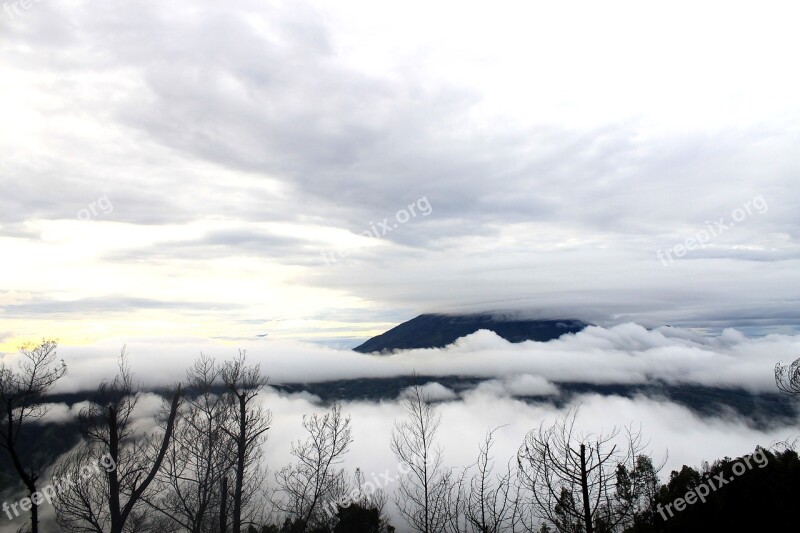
[16,322,798,395]
[2,324,797,531]
[8,382,797,533]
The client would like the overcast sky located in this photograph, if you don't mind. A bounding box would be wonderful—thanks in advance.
[2,0,800,351]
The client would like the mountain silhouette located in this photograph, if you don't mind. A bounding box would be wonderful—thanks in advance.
[353,313,589,353]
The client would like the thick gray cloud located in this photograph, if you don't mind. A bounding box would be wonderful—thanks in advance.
[106,229,325,264]
[0,295,242,318]
[1,0,800,335]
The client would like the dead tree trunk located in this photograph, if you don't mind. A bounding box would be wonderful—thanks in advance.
[579,444,594,533]
[220,476,229,533]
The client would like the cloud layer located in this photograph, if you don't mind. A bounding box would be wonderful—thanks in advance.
[6,323,790,396]
[2,0,800,346]
[10,383,799,533]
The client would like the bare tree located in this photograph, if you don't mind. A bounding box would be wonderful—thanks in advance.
[517,407,649,533]
[463,428,520,533]
[275,402,353,531]
[775,356,800,395]
[444,468,468,533]
[147,354,236,532]
[53,352,182,533]
[391,385,452,533]
[0,339,66,533]
[221,351,271,532]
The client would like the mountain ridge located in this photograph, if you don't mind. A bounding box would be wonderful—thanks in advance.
[353,313,590,353]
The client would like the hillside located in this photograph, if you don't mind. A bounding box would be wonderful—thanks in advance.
[353,313,589,353]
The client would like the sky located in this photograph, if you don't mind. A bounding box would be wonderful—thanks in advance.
[2,0,800,353]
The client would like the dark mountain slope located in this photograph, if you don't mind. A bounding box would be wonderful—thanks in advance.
[272,378,796,428]
[354,313,589,353]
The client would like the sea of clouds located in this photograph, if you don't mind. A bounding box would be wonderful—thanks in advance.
[3,323,800,532]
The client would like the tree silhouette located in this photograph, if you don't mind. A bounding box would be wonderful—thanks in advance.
[0,339,66,533]
[53,351,182,533]
[222,351,272,532]
[147,354,237,532]
[275,403,352,532]
[517,407,652,533]
[461,427,521,533]
[390,385,452,533]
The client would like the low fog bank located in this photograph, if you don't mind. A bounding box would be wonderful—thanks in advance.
[263,386,800,491]
[8,385,799,533]
[5,322,795,395]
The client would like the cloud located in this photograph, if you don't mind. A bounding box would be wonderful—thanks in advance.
[403,381,458,402]
[266,387,799,532]
[502,374,561,397]
[36,402,88,424]
[29,385,794,532]
[0,295,243,318]
[6,361,799,533]
[2,0,800,341]
[24,323,796,397]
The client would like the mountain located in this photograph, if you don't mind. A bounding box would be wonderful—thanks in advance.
[353,313,590,353]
